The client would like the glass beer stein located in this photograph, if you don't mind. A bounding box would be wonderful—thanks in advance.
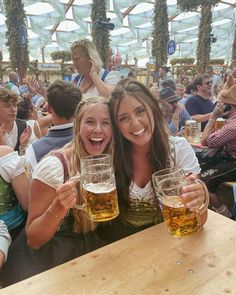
[152,173,209,238]
[214,117,225,131]
[71,154,119,222]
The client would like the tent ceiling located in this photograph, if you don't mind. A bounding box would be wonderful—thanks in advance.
[0,0,235,65]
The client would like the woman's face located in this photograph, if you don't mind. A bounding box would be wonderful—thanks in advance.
[116,95,154,149]
[71,47,91,74]
[80,103,112,155]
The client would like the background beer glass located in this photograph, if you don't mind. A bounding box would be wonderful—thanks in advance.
[189,122,201,144]
[185,119,196,139]
[152,173,208,238]
[72,154,119,222]
[214,117,225,131]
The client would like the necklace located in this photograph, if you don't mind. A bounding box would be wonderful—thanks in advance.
[80,79,94,94]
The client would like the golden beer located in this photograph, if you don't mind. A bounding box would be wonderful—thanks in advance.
[83,183,119,222]
[185,120,196,138]
[160,195,200,238]
[214,117,225,131]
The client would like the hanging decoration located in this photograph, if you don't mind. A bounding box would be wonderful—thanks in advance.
[91,0,110,69]
[4,0,29,78]
[231,25,236,66]
[151,0,169,68]
[196,3,212,73]
[177,0,220,11]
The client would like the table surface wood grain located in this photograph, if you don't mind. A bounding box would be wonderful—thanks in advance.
[1,210,236,295]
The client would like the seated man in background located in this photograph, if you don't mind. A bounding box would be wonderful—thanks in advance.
[25,80,82,176]
[159,86,191,135]
[185,74,214,131]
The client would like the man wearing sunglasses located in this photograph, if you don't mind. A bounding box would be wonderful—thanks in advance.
[185,74,214,131]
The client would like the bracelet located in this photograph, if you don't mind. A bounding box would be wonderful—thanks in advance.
[47,205,58,218]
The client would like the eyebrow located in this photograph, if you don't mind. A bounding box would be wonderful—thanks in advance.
[117,104,143,117]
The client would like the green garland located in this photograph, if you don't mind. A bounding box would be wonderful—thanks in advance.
[4,0,29,76]
[231,25,236,63]
[177,0,220,11]
[51,51,71,62]
[170,58,195,65]
[151,0,169,67]
[196,4,212,73]
[91,0,110,68]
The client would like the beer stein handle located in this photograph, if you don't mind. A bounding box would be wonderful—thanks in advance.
[195,179,209,213]
[69,175,86,211]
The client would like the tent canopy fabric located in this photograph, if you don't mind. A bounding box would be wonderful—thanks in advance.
[0,0,235,65]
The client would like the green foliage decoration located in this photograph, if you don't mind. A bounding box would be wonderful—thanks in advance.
[170,58,195,65]
[231,26,236,63]
[91,0,110,68]
[177,0,220,11]
[196,4,212,73]
[209,59,225,65]
[51,51,71,62]
[4,0,29,77]
[152,0,169,67]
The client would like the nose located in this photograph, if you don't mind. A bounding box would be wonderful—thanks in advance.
[93,122,102,133]
[130,115,140,128]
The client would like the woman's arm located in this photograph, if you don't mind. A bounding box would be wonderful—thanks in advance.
[11,173,30,211]
[90,62,119,98]
[26,179,77,249]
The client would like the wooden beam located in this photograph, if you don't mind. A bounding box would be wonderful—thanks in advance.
[50,0,75,36]
[219,0,236,7]
[122,5,137,19]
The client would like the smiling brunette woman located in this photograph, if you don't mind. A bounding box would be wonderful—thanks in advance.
[108,78,208,232]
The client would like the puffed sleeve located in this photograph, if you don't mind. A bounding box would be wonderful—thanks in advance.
[0,220,11,261]
[32,155,64,189]
[0,152,26,183]
[174,137,201,174]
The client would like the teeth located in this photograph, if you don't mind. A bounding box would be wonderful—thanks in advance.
[133,128,145,136]
[90,138,103,142]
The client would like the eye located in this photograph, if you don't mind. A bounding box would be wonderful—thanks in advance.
[136,106,146,115]
[85,119,95,125]
[102,120,110,126]
[119,115,129,123]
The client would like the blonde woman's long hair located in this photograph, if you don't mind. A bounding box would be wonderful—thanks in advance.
[69,96,114,234]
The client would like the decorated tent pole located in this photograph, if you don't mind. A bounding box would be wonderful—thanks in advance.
[4,0,29,82]
[152,0,169,69]
[231,25,236,68]
[91,0,110,69]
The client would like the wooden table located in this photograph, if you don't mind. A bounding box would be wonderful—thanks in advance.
[1,210,236,295]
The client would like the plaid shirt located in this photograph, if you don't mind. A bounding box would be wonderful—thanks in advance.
[207,109,236,158]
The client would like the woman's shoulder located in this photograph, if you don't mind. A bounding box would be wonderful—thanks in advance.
[0,146,14,158]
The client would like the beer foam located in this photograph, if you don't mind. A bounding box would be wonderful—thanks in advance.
[84,183,115,193]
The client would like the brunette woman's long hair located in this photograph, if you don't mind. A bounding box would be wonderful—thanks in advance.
[109,78,170,206]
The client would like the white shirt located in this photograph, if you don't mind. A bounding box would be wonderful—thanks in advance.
[129,136,200,207]
[76,69,121,98]
[5,121,18,149]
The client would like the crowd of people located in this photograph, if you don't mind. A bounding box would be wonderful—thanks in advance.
[0,38,235,287]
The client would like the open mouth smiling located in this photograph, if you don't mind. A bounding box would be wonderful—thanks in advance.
[132,128,145,136]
